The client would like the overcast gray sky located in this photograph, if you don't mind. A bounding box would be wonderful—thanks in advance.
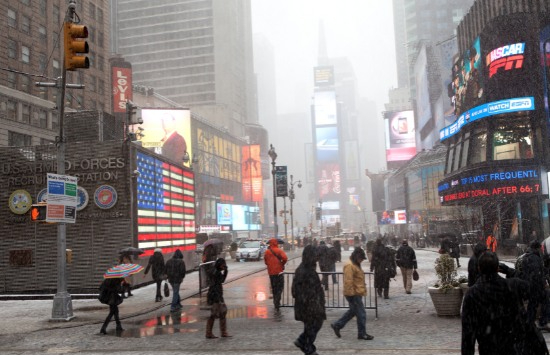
[251,0,397,115]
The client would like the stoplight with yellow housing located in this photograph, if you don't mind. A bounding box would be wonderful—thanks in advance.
[63,22,89,70]
[30,204,47,222]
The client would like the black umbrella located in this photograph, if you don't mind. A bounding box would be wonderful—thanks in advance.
[203,239,224,247]
[119,247,145,256]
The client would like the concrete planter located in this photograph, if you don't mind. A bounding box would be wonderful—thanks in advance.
[428,287,463,316]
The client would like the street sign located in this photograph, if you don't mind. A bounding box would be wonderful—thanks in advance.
[275,166,288,197]
[46,173,78,223]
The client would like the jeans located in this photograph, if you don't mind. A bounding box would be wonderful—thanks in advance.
[170,282,181,310]
[296,319,323,354]
[155,280,162,299]
[269,274,284,309]
[333,295,367,337]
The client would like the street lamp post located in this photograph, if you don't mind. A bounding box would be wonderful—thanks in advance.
[289,175,302,249]
[268,144,278,238]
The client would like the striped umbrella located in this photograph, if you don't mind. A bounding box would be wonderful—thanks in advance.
[103,263,144,279]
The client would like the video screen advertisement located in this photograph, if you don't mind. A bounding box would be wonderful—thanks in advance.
[314,91,337,126]
[314,66,335,87]
[135,108,192,166]
[216,203,260,231]
[385,110,417,162]
[242,145,263,202]
[450,37,484,116]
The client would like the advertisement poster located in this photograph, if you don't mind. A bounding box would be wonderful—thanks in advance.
[136,108,191,165]
[242,145,263,202]
[316,126,339,162]
[275,166,288,197]
[313,91,337,126]
[385,110,417,162]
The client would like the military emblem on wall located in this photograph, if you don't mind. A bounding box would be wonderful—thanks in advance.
[9,190,32,215]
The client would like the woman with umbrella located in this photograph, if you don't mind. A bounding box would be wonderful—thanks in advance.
[143,248,166,302]
[100,263,144,335]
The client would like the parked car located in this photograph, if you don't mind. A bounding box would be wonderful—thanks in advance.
[235,240,266,261]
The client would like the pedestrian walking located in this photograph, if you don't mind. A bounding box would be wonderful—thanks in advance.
[461,251,547,355]
[395,239,417,294]
[165,249,186,312]
[486,234,497,252]
[467,242,487,286]
[143,248,166,302]
[292,245,326,355]
[333,240,342,262]
[450,237,461,267]
[370,238,396,299]
[206,258,230,338]
[99,277,125,335]
[516,240,548,328]
[264,238,288,311]
[317,241,337,290]
[330,247,374,341]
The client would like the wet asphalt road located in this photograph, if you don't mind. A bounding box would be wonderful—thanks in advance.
[0,248,548,354]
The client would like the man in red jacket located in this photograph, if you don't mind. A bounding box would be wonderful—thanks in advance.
[264,238,288,311]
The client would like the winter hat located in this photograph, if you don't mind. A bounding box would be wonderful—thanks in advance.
[154,248,162,253]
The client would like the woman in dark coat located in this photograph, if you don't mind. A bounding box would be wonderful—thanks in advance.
[99,277,124,335]
[370,238,396,299]
[467,242,487,286]
[206,257,230,338]
[292,245,326,355]
[143,248,166,302]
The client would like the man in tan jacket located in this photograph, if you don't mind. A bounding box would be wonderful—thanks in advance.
[330,247,374,340]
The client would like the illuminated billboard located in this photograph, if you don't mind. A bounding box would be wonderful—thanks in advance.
[314,91,337,126]
[314,66,335,87]
[316,126,339,162]
[377,210,395,225]
[111,62,132,113]
[137,108,192,166]
[216,203,261,231]
[242,145,263,202]
[317,163,340,199]
[394,209,407,224]
[451,37,484,116]
[385,110,416,162]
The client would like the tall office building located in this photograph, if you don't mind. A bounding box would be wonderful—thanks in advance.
[0,0,111,146]
[392,0,474,97]
[111,0,257,137]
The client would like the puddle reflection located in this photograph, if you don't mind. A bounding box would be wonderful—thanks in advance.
[117,306,272,338]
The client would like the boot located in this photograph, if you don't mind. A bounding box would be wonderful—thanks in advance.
[376,288,382,297]
[220,318,231,337]
[383,288,389,299]
[116,321,124,332]
[206,318,218,338]
[100,320,109,335]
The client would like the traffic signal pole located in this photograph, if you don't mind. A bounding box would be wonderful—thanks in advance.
[50,0,76,321]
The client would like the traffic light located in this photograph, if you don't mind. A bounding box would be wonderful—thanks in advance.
[30,204,47,222]
[63,22,89,70]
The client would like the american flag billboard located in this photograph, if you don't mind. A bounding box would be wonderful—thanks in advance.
[136,152,196,256]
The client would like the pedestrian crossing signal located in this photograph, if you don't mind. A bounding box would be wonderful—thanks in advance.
[30,204,47,222]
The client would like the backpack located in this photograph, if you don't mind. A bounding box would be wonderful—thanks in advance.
[515,253,527,279]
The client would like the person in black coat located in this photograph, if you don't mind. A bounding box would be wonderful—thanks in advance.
[206,258,230,338]
[517,241,548,327]
[318,241,337,290]
[395,239,417,294]
[333,240,342,262]
[292,245,326,355]
[143,248,166,302]
[467,242,487,286]
[99,277,124,335]
[370,238,396,299]
[165,249,186,312]
[462,251,548,355]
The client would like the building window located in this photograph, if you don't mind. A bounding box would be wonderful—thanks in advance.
[38,87,48,100]
[38,53,47,72]
[53,31,59,49]
[21,46,30,63]
[88,26,95,43]
[492,118,533,160]
[98,31,104,48]
[7,100,17,121]
[38,25,47,41]
[51,112,59,130]
[21,104,30,123]
[98,79,105,95]
[460,132,470,169]
[21,0,30,5]
[7,71,16,88]
[53,5,60,26]
[469,132,487,165]
[8,8,16,28]
[39,0,47,16]
[88,76,96,92]
[53,59,60,77]
[65,94,72,107]
[89,51,95,68]
[89,3,96,20]
[20,75,30,93]
[8,39,17,59]
[98,8,104,26]
[452,138,462,172]
[76,95,83,109]
[98,55,104,71]
[39,110,47,128]
[8,131,32,147]
[40,138,53,145]
[21,15,30,33]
